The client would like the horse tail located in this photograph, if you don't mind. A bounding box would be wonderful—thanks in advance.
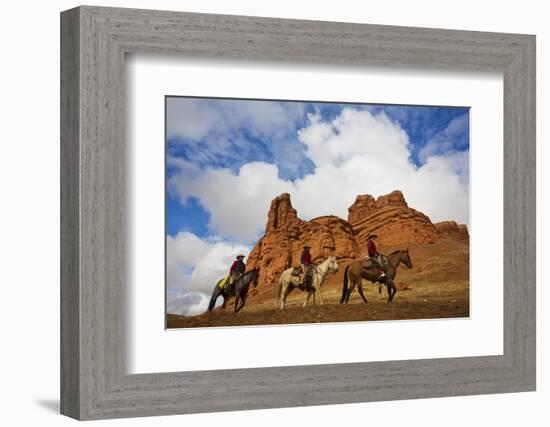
[208,281,222,312]
[340,265,350,304]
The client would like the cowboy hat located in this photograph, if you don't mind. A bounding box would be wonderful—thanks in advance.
[367,234,378,239]
[236,254,245,259]
[303,245,311,249]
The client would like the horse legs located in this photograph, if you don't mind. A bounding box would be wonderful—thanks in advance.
[234,294,240,312]
[345,282,356,304]
[316,282,324,305]
[386,280,397,303]
[278,283,286,310]
[357,283,368,304]
[390,285,397,302]
[280,285,294,310]
[236,294,247,312]
[303,291,312,307]
[222,292,229,309]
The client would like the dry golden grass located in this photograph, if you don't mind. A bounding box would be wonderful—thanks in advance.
[167,280,468,328]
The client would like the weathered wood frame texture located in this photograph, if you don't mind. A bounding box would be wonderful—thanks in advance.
[60,5,536,420]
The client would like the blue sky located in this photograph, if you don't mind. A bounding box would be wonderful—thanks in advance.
[166,97,469,238]
[165,96,470,315]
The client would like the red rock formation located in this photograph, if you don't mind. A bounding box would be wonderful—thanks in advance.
[247,194,360,290]
[349,190,439,249]
[247,191,468,291]
[434,221,470,242]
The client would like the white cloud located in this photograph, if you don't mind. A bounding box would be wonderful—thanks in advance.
[169,108,469,242]
[166,291,211,316]
[166,231,250,315]
[169,162,292,242]
[166,97,306,142]
[299,109,411,169]
[166,98,219,141]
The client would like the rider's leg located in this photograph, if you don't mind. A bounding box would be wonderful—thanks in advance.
[376,256,386,279]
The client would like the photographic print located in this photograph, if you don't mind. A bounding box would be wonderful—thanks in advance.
[165,96,470,329]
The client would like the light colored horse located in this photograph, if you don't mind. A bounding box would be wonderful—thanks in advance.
[277,256,339,309]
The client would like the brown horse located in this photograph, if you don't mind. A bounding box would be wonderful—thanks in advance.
[340,249,413,304]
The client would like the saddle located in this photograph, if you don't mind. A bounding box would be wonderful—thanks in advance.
[292,265,314,290]
[291,267,302,276]
[362,255,388,271]
[362,258,374,269]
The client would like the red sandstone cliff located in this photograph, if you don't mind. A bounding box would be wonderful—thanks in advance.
[247,193,360,289]
[348,190,440,249]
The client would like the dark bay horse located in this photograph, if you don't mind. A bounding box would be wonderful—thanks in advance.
[208,269,259,313]
[340,249,412,304]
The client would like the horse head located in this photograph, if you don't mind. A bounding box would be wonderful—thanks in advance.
[401,249,413,269]
[249,268,260,287]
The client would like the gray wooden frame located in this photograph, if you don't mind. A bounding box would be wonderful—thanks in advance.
[60,5,536,421]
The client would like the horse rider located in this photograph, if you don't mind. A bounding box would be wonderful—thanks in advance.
[300,245,314,290]
[367,234,386,280]
[228,254,246,292]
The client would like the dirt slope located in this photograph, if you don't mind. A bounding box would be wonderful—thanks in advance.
[167,238,469,328]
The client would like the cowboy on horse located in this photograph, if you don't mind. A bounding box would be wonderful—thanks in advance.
[227,254,246,293]
[366,234,386,280]
[300,245,314,290]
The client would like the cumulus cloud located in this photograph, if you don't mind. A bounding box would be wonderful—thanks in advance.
[166,231,250,315]
[166,291,212,316]
[169,108,469,242]
[169,162,292,242]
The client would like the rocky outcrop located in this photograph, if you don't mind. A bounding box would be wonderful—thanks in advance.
[434,221,470,242]
[247,194,360,290]
[247,191,468,291]
[349,190,439,248]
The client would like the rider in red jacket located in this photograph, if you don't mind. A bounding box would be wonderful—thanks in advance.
[228,254,246,288]
[300,245,314,289]
[367,234,386,280]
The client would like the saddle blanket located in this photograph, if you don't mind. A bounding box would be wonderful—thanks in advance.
[363,256,387,270]
[217,276,230,289]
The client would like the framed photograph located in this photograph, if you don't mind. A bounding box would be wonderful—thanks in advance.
[61,6,536,420]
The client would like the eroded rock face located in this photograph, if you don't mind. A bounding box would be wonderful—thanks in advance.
[247,191,468,291]
[349,190,439,248]
[247,195,359,289]
[434,221,470,242]
[265,193,301,233]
